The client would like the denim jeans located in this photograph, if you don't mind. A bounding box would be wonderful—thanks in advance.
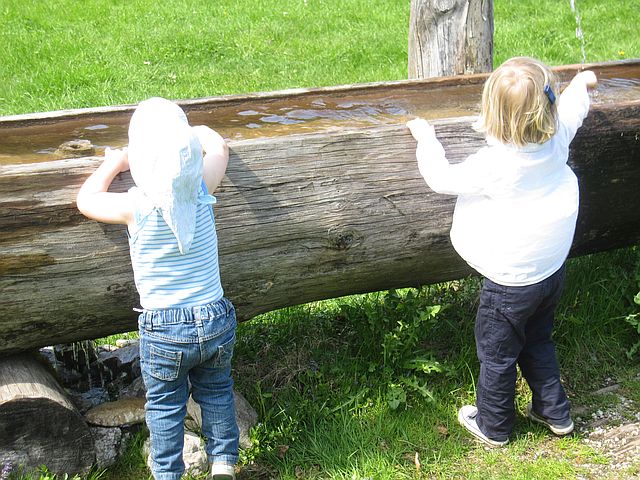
[474,265,571,442]
[138,297,239,480]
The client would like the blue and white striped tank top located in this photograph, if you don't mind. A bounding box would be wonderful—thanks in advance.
[128,182,224,309]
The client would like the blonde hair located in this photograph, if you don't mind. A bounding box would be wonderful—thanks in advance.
[474,57,558,147]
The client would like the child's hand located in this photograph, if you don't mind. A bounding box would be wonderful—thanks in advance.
[576,70,597,89]
[104,147,129,173]
[407,118,436,142]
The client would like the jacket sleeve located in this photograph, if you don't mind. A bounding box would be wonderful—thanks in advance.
[556,75,592,149]
[416,137,492,196]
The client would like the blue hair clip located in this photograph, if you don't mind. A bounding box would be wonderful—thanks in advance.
[544,85,556,104]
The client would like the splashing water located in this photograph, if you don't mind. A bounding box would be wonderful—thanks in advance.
[570,0,587,63]
[1,462,13,480]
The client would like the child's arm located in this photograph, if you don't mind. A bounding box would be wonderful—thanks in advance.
[192,126,229,194]
[76,148,134,225]
[407,118,487,196]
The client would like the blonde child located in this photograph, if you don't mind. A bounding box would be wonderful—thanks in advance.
[77,97,238,479]
[407,57,597,447]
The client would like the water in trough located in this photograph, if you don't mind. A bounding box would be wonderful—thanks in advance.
[1,63,639,166]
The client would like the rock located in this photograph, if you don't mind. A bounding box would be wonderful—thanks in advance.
[182,432,208,475]
[68,387,111,414]
[185,396,201,434]
[99,344,119,352]
[235,391,258,449]
[38,346,64,372]
[119,376,146,399]
[143,432,207,476]
[91,426,122,468]
[98,342,140,380]
[91,424,142,469]
[185,391,258,449]
[55,139,95,158]
[85,397,146,427]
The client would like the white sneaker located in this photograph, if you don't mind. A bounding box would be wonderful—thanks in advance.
[209,463,236,480]
[457,405,509,447]
[526,403,574,435]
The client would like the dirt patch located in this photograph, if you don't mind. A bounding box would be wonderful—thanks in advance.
[574,377,640,478]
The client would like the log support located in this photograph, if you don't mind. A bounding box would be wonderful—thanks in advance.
[408,0,494,78]
[0,354,95,475]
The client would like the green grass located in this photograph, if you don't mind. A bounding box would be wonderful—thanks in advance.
[2,0,640,479]
[0,0,409,115]
[226,249,640,479]
[493,0,639,66]
[1,0,639,115]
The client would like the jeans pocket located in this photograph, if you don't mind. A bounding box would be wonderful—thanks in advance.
[149,344,182,381]
[214,332,236,368]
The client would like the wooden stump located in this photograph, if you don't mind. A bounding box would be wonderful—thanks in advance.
[0,354,95,475]
[408,0,494,78]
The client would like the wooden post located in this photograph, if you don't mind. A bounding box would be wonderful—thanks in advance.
[0,354,95,475]
[408,0,494,78]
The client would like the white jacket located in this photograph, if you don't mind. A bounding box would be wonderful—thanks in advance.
[416,79,591,286]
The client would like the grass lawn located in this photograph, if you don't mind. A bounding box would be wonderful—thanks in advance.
[2,0,640,479]
[1,0,638,116]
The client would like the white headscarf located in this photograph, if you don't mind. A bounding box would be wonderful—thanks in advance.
[128,97,203,254]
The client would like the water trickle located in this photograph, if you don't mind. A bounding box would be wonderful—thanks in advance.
[570,0,587,63]
[53,340,107,391]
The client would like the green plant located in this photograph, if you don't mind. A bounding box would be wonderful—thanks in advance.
[624,252,640,358]
[339,288,448,409]
[6,466,105,480]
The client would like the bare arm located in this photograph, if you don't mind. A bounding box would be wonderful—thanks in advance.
[192,126,229,194]
[76,148,134,226]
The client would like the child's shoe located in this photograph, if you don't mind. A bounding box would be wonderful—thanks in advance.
[209,463,236,480]
[457,405,509,447]
[526,403,574,435]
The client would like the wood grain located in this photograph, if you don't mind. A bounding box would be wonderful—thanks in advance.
[1,67,639,356]
[0,354,95,474]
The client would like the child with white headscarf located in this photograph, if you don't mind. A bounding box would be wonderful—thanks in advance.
[77,97,238,480]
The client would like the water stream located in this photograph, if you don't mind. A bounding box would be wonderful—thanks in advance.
[570,0,587,63]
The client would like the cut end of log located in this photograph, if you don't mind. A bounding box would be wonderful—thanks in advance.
[0,355,95,475]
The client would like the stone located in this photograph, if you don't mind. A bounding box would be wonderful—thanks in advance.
[85,397,146,427]
[99,344,119,352]
[185,391,257,449]
[119,375,146,399]
[115,339,138,348]
[68,387,110,414]
[235,390,258,449]
[99,342,140,378]
[143,432,207,476]
[55,139,95,158]
[90,426,122,468]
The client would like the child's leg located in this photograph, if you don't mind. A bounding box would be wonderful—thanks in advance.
[518,266,571,424]
[139,336,191,480]
[474,278,546,441]
[189,299,239,469]
[474,279,519,441]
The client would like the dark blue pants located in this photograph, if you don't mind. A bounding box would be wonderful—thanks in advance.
[474,265,571,442]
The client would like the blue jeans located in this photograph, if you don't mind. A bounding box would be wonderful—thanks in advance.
[474,265,571,442]
[138,297,239,480]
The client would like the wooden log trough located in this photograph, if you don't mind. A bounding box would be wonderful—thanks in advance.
[1,60,640,357]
